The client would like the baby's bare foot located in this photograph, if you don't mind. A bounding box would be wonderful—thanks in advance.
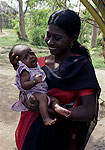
[54,104,71,117]
[43,117,57,126]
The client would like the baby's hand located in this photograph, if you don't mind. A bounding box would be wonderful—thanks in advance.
[35,74,42,83]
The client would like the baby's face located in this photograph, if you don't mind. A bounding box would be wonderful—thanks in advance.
[14,45,37,68]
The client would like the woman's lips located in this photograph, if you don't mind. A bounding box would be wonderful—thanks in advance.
[49,47,57,52]
[49,47,56,50]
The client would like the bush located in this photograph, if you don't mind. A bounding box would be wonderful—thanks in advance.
[28,26,47,46]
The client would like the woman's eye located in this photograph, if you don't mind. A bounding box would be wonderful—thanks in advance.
[55,36,62,41]
[46,32,50,38]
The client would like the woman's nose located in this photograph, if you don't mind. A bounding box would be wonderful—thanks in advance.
[47,37,55,46]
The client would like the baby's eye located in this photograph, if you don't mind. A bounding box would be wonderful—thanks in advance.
[24,54,29,60]
[29,51,35,55]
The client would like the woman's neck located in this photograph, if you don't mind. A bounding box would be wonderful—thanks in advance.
[55,51,74,64]
[45,51,74,70]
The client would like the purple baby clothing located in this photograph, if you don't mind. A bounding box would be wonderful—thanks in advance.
[11,61,49,112]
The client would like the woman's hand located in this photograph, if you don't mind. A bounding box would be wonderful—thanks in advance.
[20,92,39,112]
[9,53,19,70]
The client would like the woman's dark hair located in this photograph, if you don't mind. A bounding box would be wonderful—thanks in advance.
[48,9,91,59]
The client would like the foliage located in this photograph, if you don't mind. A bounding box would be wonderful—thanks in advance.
[3,0,103,52]
[97,32,103,47]
[11,16,20,32]
[25,8,52,46]
[2,12,17,28]
[79,10,92,45]
[91,53,105,69]
[80,0,105,36]
[28,26,46,46]
[78,9,102,52]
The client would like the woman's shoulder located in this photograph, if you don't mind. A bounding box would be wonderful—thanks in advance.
[38,56,46,67]
[38,55,54,67]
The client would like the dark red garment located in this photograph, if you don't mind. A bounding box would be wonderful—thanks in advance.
[15,112,38,150]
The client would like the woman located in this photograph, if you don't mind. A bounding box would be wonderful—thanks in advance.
[10,9,100,150]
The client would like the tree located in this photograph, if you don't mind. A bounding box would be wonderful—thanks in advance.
[80,0,105,35]
[90,8,99,49]
[17,0,30,40]
[91,20,98,48]
[80,0,105,51]
[0,15,2,32]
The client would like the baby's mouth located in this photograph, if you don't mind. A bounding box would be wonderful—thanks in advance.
[31,59,37,66]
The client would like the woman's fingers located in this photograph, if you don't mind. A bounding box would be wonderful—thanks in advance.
[10,53,19,70]
[21,92,31,109]
[29,94,39,112]
[20,92,39,112]
[30,94,38,104]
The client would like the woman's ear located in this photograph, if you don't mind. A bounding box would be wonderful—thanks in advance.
[69,35,77,48]
[72,34,78,43]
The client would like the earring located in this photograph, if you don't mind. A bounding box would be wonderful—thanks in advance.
[70,42,73,48]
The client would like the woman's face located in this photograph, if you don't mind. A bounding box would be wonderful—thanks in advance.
[45,24,71,57]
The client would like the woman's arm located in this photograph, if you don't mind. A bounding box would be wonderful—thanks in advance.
[20,92,63,116]
[20,92,96,122]
[48,94,96,122]
[67,94,96,121]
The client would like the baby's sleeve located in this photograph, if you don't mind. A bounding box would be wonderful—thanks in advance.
[18,61,30,75]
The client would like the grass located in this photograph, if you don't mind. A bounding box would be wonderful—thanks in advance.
[0,29,32,49]
[0,29,104,70]
[91,53,105,70]
[0,29,46,49]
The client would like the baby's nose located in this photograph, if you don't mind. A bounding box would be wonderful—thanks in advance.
[29,54,33,58]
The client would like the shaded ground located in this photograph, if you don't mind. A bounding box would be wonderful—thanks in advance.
[0,31,105,150]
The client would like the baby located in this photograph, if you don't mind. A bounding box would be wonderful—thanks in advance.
[9,44,70,126]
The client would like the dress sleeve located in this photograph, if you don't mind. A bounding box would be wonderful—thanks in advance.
[18,61,30,74]
[38,56,46,67]
[79,89,94,97]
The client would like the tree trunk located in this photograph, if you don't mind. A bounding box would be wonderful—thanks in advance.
[91,20,98,48]
[92,0,105,21]
[80,0,105,36]
[0,15,3,32]
[18,0,27,40]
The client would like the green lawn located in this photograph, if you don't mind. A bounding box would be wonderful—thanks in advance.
[0,29,31,49]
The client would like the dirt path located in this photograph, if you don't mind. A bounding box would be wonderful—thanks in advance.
[86,69,105,150]
[0,30,10,37]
